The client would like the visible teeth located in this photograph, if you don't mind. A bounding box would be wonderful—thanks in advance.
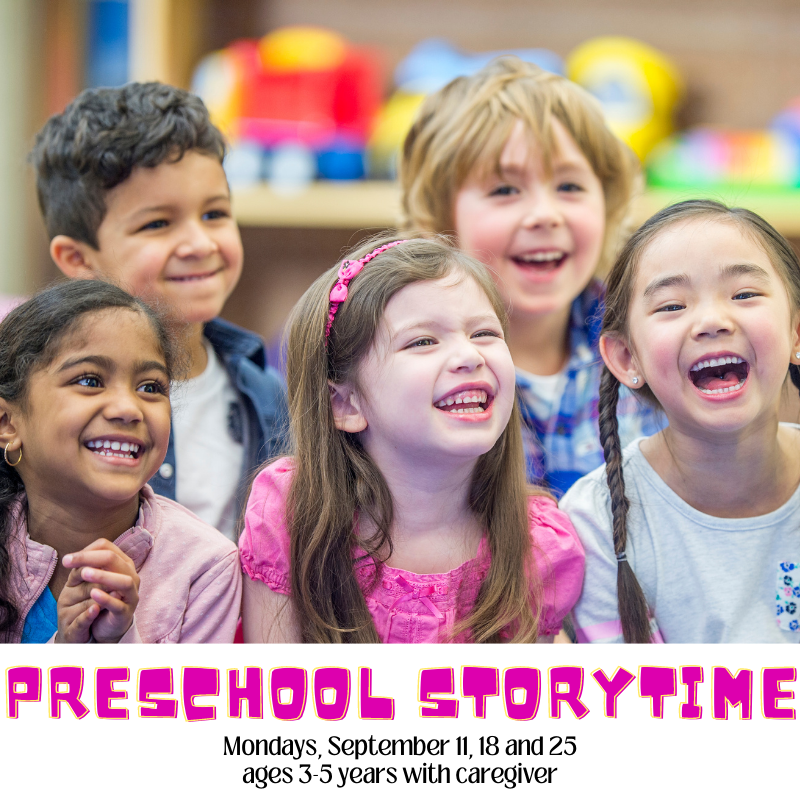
[517,250,564,262]
[699,379,746,395]
[86,439,140,456]
[690,356,745,372]
[435,389,489,408]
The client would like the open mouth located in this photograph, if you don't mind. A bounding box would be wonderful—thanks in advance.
[85,439,143,460]
[434,388,493,414]
[167,266,225,283]
[511,250,567,272]
[689,355,749,395]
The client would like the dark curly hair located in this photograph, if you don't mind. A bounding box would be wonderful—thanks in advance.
[30,82,227,248]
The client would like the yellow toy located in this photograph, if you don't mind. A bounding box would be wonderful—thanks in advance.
[567,37,683,161]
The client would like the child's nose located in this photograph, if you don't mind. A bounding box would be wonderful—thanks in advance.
[692,302,735,338]
[450,338,486,372]
[175,220,219,259]
[103,388,145,423]
[521,189,563,229]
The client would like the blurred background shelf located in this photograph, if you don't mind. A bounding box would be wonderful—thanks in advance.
[233,181,401,229]
[233,182,800,236]
[9,0,800,344]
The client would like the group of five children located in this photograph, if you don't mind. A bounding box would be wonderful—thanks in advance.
[2,56,798,644]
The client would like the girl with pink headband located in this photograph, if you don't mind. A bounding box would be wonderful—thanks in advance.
[239,235,584,643]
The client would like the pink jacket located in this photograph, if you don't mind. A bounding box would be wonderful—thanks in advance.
[3,485,241,643]
[240,458,585,643]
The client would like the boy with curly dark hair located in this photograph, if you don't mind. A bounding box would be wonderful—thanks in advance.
[30,82,287,540]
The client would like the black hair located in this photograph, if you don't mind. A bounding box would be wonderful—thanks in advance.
[0,280,180,638]
[29,82,227,248]
[599,198,800,642]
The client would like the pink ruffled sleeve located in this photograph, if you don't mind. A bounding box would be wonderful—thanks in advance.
[238,457,295,596]
[527,495,586,637]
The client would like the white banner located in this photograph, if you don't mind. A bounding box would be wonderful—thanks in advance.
[2,644,795,798]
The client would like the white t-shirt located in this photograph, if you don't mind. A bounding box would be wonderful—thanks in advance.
[515,366,567,420]
[171,339,245,541]
[561,435,800,643]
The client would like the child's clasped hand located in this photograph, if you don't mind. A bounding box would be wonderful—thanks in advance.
[56,539,139,643]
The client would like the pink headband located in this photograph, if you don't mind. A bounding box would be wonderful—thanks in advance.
[325,240,408,341]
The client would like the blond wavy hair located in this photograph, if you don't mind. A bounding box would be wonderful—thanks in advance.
[400,56,639,274]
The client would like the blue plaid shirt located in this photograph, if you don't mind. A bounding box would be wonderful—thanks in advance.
[517,281,665,497]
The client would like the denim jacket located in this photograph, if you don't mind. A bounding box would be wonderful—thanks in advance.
[148,317,288,526]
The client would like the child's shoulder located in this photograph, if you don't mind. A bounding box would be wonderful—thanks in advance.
[527,492,584,564]
[526,493,586,636]
[240,458,295,592]
[204,317,269,367]
[140,486,238,559]
[248,457,295,504]
[204,316,287,408]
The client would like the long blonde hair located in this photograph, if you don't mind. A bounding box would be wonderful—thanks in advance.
[284,234,547,642]
[400,56,638,274]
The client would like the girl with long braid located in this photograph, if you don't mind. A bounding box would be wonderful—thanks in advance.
[562,199,800,643]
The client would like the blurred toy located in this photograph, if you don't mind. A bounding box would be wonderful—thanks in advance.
[395,38,563,95]
[567,37,682,161]
[192,26,383,183]
[368,39,563,178]
[646,96,800,190]
[772,98,800,146]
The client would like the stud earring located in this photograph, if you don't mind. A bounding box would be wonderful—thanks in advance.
[795,352,800,359]
[631,376,640,385]
[3,442,22,467]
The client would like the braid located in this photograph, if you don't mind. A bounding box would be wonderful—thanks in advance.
[598,367,651,643]
[790,364,800,393]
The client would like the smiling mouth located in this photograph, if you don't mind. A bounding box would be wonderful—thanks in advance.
[511,251,567,272]
[85,439,143,460]
[689,356,749,395]
[167,266,225,282]
[434,389,492,414]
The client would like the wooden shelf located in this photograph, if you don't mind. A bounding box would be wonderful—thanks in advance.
[233,181,402,229]
[232,181,800,237]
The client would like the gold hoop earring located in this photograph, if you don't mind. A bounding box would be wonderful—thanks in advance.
[3,442,22,467]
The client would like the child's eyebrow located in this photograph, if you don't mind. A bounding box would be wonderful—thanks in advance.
[497,163,526,179]
[642,273,690,299]
[392,314,501,339]
[719,263,771,282]
[642,263,772,299]
[57,355,168,375]
[133,359,170,376]
[132,194,231,216]
[552,157,592,173]
[57,355,115,372]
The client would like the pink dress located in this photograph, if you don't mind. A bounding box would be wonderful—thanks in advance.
[239,458,585,643]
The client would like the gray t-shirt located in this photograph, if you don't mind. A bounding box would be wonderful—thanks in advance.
[561,436,800,643]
